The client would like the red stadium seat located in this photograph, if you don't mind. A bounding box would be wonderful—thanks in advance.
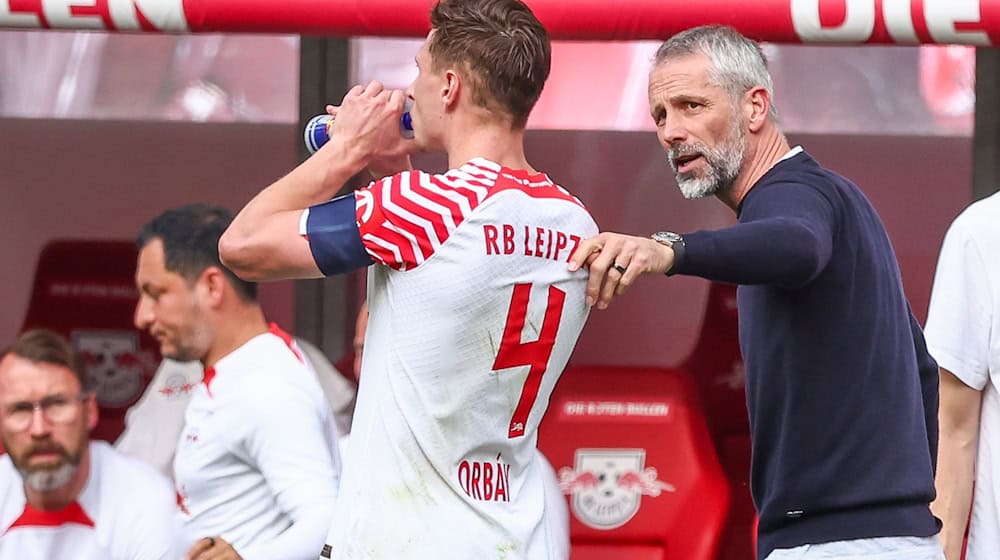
[680,282,756,560]
[20,240,158,443]
[539,365,729,560]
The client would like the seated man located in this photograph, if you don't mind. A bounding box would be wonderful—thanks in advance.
[0,329,176,559]
[134,204,341,560]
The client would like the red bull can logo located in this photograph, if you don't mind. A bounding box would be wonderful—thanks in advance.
[558,449,675,530]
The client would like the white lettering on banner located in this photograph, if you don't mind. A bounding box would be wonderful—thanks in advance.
[791,0,875,42]
[48,281,139,300]
[882,0,918,44]
[791,0,991,45]
[0,1,40,27]
[0,0,187,31]
[563,401,670,418]
[45,0,104,29]
[926,0,990,46]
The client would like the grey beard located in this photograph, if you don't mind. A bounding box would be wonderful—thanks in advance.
[669,127,746,200]
[21,462,77,492]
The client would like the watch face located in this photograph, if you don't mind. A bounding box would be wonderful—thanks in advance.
[652,232,682,246]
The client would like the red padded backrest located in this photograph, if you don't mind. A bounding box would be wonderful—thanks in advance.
[20,240,158,443]
[539,366,729,560]
[680,282,757,560]
[680,282,747,440]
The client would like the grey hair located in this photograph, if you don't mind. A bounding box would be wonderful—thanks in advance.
[654,25,778,120]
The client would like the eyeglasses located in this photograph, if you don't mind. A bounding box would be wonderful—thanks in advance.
[1,393,89,433]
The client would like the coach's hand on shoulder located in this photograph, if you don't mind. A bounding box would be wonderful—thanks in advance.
[325,81,413,166]
[185,536,242,560]
[568,232,674,310]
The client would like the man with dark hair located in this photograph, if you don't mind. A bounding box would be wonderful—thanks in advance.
[134,204,341,560]
[0,329,176,559]
[220,1,594,557]
[569,25,941,560]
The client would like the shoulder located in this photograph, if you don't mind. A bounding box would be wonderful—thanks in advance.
[0,455,23,517]
[747,154,847,206]
[91,442,173,507]
[224,335,324,407]
[0,454,15,478]
[951,192,1000,237]
[361,164,495,217]
[227,332,313,378]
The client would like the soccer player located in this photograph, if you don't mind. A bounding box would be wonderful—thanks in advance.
[219,1,595,557]
[134,204,341,560]
[0,330,176,559]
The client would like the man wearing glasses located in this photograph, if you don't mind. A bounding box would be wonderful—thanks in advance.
[0,329,176,559]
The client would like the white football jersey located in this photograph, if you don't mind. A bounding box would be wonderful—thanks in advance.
[116,339,356,479]
[318,158,596,559]
[174,325,341,560]
[925,192,1000,560]
[0,441,176,560]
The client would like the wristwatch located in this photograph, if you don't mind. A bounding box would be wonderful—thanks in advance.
[651,231,685,276]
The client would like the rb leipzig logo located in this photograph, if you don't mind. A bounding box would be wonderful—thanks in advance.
[74,330,149,407]
[559,448,675,530]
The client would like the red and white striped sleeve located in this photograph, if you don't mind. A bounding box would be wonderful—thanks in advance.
[354,168,495,271]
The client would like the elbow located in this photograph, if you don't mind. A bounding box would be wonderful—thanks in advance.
[940,415,980,450]
[779,227,830,289]
[778,249,825,289]
[219,228,266,282]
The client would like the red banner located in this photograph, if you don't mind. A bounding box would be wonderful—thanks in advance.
[0,0,997,45]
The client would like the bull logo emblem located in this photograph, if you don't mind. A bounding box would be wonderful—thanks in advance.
[73,330,148,407]
[558,448,675,530]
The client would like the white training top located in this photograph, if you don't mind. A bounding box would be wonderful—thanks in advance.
[313,158,596,559]
[0,441,176,560]
[116,358,203,479]
[116,338,355,479]
[924,191,1000,560]
[173,325,341,560]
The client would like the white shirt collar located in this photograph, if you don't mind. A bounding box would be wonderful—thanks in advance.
[777,145,804,163]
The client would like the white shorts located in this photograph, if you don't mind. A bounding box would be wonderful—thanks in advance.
[764,536,943,560]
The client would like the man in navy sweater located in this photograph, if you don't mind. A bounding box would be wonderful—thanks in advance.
[569,26,942,560]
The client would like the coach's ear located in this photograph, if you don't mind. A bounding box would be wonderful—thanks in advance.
[744,86,770,133]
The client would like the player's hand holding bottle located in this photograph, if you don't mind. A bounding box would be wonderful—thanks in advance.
[322,81,414,177]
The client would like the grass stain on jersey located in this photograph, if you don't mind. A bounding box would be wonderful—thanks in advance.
[496,542,518,559]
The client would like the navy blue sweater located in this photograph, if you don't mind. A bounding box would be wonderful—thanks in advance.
[675,151,940,559]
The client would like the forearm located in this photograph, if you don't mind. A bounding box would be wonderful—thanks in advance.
[932,369,982,560]
[220,138,365,280]
[236,504,334,560]
[232,138,363,240]
[932,433,975,559]
[677,218,830,287]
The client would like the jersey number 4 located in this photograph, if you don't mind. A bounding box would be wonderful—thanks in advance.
[493,283,566,439]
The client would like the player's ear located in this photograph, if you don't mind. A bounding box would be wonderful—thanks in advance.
[442,69,461,111]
